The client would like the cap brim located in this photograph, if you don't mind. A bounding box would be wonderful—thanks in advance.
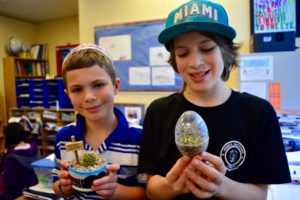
[158,22,236,45]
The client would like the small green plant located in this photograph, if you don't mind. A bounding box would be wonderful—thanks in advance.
[82,151,97,167]
[179,134,201,145]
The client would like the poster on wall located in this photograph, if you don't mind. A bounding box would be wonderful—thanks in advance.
[239,55,273,81]
[115,103,145,125]
[95,20,183,91]
[253,0,296,34]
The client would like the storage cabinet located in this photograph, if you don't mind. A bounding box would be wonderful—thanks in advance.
[9,108,75,157]
[57,79,73,108]
[16,79,30,108]
[44,79,59,108]
[29,79,44,108]
[3,57,73,111]
[3,57,74,156]
[3,57,49,119]
[28,79,63,109]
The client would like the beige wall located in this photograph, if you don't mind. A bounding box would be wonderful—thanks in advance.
[79,0,250,51]
[78,0,249,107]
[38,16,79,75]
[0,15,38,122]
[0,15,79,123]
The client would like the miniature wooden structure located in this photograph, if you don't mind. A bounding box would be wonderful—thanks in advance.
[65,135,84,164]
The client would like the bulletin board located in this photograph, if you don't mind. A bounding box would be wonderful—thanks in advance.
[239,51,300,112]
[95,19,183,91]
[115,103,145,125]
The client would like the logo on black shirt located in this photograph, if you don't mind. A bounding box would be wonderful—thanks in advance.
[220,140,246,171]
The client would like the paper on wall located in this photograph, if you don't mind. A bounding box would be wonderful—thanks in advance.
[99,35,131,61]
[129,66,150,85]
[149,46,170,66]
[152,66,175,86]
[240,56,273,81]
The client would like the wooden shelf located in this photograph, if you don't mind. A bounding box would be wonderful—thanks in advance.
[3,57,49,121]
[3,56,73,156]
[9,107,75,157]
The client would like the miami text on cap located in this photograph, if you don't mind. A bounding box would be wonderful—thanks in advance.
[158,0,237,46]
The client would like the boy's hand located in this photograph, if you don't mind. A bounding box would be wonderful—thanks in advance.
[185,152,226,198]
[58,160,74,195]
[92,163,120,199]
[165,155,191,195]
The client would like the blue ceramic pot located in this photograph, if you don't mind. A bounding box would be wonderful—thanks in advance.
[69,157,107,192]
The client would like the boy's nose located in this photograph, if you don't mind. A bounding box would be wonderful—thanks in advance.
[84,89,96,102]
[190,52,204,69]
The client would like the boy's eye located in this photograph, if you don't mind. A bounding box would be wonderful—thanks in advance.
[177,53,187,57]
[175,51,188,58]
[94,82,106,88]
[70,88,82,93]
[175,46,215,57]
[201,46,215,52]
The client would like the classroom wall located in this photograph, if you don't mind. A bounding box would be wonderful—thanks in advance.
[38,16,79,75]
[0,15,79,123]
[79,0,251,51]
[0,15,38,122]
[78,0,249,107]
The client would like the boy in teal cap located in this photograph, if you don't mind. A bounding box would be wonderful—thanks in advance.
[138,0,291,199]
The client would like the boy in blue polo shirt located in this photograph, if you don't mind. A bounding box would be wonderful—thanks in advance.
[53,44,146,199]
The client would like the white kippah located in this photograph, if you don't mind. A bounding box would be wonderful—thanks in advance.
[63,44,114,66]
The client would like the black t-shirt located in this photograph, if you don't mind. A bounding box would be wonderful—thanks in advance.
[138,90,291,200]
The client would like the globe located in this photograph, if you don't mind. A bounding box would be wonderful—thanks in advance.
[7,36,23,55]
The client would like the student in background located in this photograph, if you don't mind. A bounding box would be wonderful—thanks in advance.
[53,44,146,199]
[0,122,39,200]
[138,0,291,199]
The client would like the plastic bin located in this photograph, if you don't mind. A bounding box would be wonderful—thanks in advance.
[31,155,55,187]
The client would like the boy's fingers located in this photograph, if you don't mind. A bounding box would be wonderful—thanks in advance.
[201,152,226,173]
[60,160,69,169]
[186,179,213,199]
[166,156,190,183]
[106,163,120,173]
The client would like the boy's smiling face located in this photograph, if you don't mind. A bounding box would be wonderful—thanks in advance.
[65,64,120,122]
[174,31,224,94]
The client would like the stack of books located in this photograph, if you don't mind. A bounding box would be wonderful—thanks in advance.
[30,44,48,60]
[23,184,60,200]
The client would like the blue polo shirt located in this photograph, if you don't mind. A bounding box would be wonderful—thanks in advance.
[53,107,144,199]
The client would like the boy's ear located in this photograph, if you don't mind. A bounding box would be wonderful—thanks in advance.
[114,78,120,95]
[64,89,69,96]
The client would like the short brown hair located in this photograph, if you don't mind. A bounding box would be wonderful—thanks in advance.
[167,32,241,84]
[62,48,116,89]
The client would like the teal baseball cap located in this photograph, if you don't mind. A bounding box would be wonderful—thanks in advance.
[158,0,236,46]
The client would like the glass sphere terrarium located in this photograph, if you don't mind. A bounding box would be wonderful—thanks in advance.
[175,110,209,157]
